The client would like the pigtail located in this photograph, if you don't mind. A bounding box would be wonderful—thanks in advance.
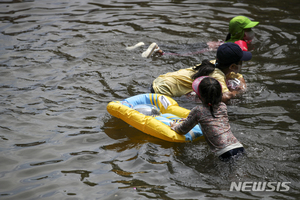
[208,103,216,118]
[207,84,218,118]
[192,59,216,80]
[198,77,223,118]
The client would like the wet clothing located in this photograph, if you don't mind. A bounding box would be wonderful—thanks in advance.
[152,67,196,97]
[171,102,243,158]
[151,61,243,96]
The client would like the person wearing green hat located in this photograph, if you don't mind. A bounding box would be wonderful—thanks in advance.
[225,16,259,44]
[131,16,259,58]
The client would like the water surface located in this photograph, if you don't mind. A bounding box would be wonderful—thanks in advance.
[0,0,299,199]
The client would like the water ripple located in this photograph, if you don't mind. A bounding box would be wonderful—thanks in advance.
[0,0,299,199]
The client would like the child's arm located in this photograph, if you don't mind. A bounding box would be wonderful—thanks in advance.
[237,77,247,91]
[169,108,199,135]
[169,121,186,135]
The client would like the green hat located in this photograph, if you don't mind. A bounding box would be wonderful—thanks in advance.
[227,16,259,42]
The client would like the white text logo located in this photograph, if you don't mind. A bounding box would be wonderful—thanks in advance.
[229,182,291,192]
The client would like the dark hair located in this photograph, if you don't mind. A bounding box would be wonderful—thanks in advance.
[192,59,234,80]
[225,33,231,42]
[192,60,215,79]
[198,77,222,118]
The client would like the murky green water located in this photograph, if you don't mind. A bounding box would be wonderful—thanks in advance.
[0,0,299,199]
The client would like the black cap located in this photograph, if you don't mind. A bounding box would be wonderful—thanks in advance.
[217,42,252,65]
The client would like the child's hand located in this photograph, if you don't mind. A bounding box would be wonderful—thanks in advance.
[169,121,177,129]
[226,78,246,92]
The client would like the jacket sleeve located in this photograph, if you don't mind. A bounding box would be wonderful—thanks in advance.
[171,107,200,135]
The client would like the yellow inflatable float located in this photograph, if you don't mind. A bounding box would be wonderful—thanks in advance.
[106,93,203,142]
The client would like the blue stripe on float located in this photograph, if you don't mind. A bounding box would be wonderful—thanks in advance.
[154,94,158,108]
[150,93,159,110]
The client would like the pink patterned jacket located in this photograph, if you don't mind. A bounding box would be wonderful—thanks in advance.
[172,102,243,156]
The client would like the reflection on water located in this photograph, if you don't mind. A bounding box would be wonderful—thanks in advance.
[0,0,299,199]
